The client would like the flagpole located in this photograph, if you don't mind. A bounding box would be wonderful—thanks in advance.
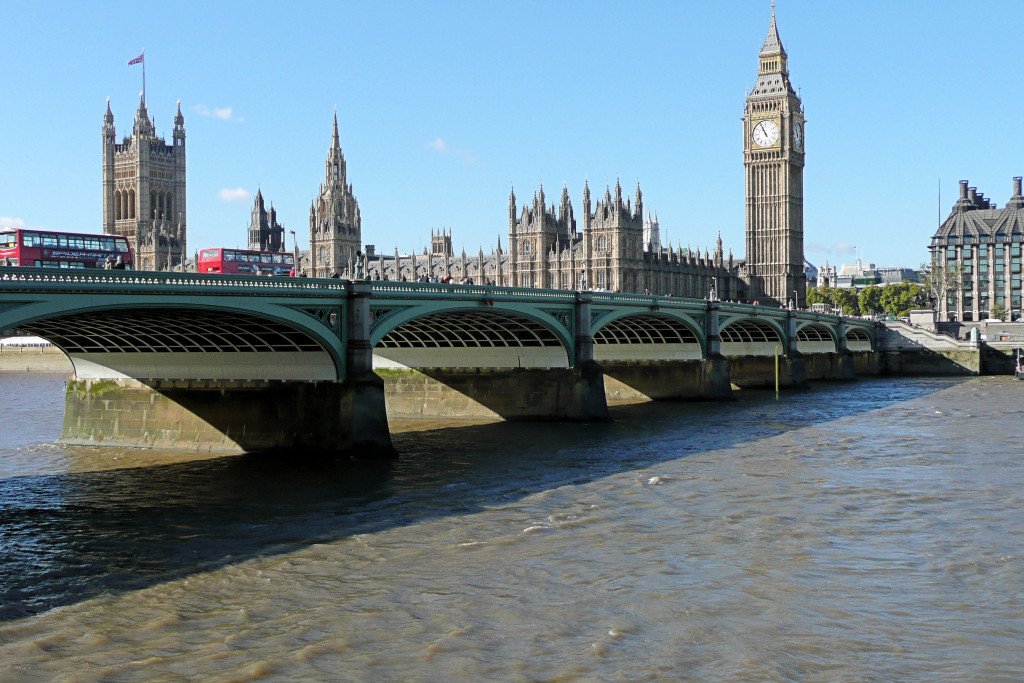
[142,48,146,104]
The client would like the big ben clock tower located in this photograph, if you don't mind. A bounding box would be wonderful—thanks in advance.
[743,2,805,306]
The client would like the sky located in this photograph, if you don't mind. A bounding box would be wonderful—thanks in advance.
[3,0,1024,269]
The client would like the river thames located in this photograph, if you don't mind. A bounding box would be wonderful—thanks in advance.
[0,370,1022,680]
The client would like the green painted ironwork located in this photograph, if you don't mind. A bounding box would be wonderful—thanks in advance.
[0,266,878,382]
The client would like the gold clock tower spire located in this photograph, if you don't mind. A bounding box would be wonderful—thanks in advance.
[743,2,805,306]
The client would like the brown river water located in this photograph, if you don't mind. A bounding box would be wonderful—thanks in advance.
[0,371,1022,681]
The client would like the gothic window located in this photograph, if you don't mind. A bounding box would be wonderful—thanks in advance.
[128,189,136,219]
[522,239,532,256]
[115,191,122,220]
[151,191,157,219]
[596,270,608,290]
[597,235,609,254]
[318,246,328,263]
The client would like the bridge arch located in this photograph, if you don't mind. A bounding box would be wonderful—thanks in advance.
[4,299,345,381]
[795,321,838,354]
[718,317,785,356]
[371,306,573,369]
[592,312,704,361]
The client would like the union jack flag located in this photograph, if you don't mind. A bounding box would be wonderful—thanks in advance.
[127,52,144,66]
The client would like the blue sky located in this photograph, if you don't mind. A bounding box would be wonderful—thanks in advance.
[3,0,1023,269]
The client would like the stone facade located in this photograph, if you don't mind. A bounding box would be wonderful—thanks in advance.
[248,189,285,252]
[309,113,361,278]
[930,178,1024,322]
[102,96,186,271]
[506,181,739,298]
[741,5,805,306]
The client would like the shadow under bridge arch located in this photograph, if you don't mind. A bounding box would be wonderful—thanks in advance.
[370,308,600,422]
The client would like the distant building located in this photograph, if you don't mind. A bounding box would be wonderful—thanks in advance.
[248,189,284,252]
[930,177,1024,322]
[102,95,186,271]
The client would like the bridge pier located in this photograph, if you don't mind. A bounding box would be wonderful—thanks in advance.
[60,375,395,458]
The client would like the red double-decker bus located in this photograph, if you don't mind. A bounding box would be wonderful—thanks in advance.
[198,248,295,276]
[0,228,133,269]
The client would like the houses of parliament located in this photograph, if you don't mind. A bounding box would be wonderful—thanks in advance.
[101,6,806,306]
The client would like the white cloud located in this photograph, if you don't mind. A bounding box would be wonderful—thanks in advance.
[807,241,856,257]
[0,216,26,229]
[192,104,244,123]
[427,137,475,165]
[218,187,251,202]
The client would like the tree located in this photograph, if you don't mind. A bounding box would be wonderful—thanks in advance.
[990,302,1008,322]
[805,284,831,308]
[919,262,962,310]
[858,286,883,316]
[833,288,859,316]
[879,282,924,317]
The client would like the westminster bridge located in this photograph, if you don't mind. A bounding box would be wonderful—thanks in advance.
[0,267,879,456]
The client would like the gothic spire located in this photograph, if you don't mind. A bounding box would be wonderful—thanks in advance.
[761,1,785,57]
[104,97,114,126]
[332,110,340,149]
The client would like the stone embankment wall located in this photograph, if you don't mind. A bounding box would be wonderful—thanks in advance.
[877,322,982,375]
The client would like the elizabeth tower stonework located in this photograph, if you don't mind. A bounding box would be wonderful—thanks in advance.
[743,4,805,306]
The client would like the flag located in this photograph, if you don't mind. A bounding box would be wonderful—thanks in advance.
[128,52,144,66]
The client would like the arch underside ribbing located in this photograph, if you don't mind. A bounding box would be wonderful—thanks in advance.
[20,307,339,380]
[846,327,872,351]
[594,313,703,361]
[720,318,783,356]
[373,309,569,369]
[796,323,838,353]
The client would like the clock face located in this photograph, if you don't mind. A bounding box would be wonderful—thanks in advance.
[752,119,780,148]
[793,121,803,149]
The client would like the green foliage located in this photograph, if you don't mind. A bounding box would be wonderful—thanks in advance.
[990,303,1008,321]
[858,287,883,316]
[878,282,924,317]
[808,282,925,317]
[805,284,857,315]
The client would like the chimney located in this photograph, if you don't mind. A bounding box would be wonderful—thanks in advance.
[960,180,969,200]
[1014,177,1022,197]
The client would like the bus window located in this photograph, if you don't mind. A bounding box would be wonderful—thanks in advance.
[57,235,68,247]
[22,232,40,247]
[41,234,58,247]
[0,233,15,249]
[200,249,219,259]
[67,236,85,248]
[116,239,130,252]
[101,238,115,251]
[84,237,101,250]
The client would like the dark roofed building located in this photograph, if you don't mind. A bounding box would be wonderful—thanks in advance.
[930,178,1024,321]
